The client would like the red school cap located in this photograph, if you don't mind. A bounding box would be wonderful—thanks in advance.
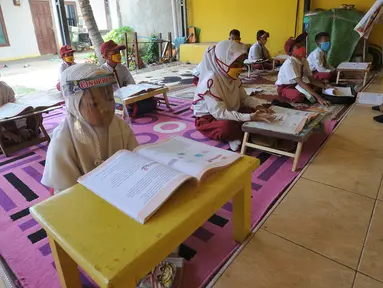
[284,37,297,55]
[101,40,126,56]
[60,45,76,57]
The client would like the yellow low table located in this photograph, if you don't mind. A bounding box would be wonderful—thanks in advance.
[30,156,259,288]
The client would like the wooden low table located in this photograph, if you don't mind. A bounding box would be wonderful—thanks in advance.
[241,114,325,172]
[121,87,172,110]
[336,62,371,87]
[272,54,289,70]
[0,106,62,157]
[30,156,259,288]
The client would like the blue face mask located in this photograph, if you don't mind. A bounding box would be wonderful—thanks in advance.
[320,41,331,52]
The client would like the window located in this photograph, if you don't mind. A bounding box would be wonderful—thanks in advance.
[64,2,77,27]
[0,6,10,47]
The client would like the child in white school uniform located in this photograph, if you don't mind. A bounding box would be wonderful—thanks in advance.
[307,32,337,82]
[248,30,273,70]
[101,40,135,87]
[275,37,330,105]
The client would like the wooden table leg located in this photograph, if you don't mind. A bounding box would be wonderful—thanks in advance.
[162,92,172,110]
[48,236,82,288]
[363,71,368,87]
[292,142,303,172]
[240,132,249,155]
[232,175,251,243]
[336,71,340,84]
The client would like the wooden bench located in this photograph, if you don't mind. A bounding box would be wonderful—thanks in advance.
[30,156,259,288]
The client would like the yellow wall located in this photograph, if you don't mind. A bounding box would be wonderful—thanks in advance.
[311,0,383,46]
[187,0,303,56]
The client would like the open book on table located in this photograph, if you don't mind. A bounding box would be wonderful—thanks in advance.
[0,100,61,120]
[119,83,163,100]
[244,106,318,135]
[78,136,242,224]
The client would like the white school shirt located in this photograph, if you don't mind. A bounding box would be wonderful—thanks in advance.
[193,87,262,122]
[193,63,201,77]
[275,56,312,86]
[58,62,76,78]
[101,62,135,87]
[307,47,334,73]
[248,42,270,61]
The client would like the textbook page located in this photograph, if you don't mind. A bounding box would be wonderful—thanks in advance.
[119,83,162,99]
[78,150,191,224]
[135,136,241,181]
[244,106,318,135]
[323,87,353,97]
[0,103,33,119]
[357,92,383,105]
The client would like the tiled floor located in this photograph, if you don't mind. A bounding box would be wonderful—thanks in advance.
[213,76,383,287]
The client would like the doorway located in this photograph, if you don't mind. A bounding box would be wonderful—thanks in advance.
[29,0,57,54]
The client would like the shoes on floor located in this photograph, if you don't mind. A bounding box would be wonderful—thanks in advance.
[372,105,381,112]
[373,114,383,123]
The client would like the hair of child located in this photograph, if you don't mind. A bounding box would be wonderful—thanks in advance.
[315,32,330,43]
[229,29,241,37]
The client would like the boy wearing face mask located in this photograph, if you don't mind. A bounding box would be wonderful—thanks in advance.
[275,37,330,106]
[248,30,273,70]
[101,40,135,87]
[307,32,336,82]
[57,45,76,90]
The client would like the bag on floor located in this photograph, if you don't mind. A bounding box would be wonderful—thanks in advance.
[128,98,159,118]
[321,84,356,105]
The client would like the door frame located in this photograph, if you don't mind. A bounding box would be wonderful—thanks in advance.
[29,0,58,54]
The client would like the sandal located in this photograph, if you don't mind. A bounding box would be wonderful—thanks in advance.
[373,115,383,123]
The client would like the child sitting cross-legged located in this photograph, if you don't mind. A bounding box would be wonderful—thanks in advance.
[275,37,330,106]
[307,32,337,82]
[42,64,138,194]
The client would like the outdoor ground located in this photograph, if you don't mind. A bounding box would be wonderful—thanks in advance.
[1,54,197,96]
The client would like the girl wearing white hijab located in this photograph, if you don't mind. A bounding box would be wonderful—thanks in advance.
[42,63,138,194]
[193,40,274,151]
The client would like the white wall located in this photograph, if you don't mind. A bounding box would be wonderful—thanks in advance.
[0,1,40,60]
[89,0,108,30]
[119,0,175,38]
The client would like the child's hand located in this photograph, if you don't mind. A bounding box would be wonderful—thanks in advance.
[317,97,330,107]
[250,111,276,123]
[255,105,275,114]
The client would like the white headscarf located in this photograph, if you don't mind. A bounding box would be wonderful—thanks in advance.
[193,40,247,111]
[42,63,138,193]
